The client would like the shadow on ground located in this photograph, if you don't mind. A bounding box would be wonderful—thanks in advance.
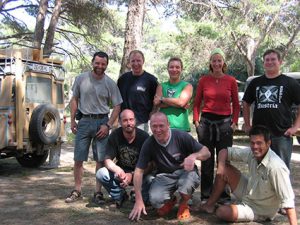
[0,142,299,225]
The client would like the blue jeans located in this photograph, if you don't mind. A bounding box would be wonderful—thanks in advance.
[270,135,293,169]
[96,167,153,202]
[74,117,109,162]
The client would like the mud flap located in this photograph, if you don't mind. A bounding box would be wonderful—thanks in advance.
[42,143,61,168]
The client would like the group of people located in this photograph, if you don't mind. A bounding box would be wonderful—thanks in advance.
[64,48,299,224]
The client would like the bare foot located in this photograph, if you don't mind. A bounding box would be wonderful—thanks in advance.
[200,203,215,213]
[191,203,215,214]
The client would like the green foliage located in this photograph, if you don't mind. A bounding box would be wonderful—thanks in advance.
[65,0,113,35]
[196,23,219,39]
[290,61,300,72]
[2,16,30,34]
[24,3,38,17]
[1,0,299,85]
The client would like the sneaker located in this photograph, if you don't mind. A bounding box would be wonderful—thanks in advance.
[115,192,129,208]
[93,192,105,205]
[65,190,82,203]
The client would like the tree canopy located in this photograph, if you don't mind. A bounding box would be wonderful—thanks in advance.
[0,0,299,82]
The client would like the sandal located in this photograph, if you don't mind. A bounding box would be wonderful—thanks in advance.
[93,191,105,205]
[65,190,82,203]
[129,190,135,203]
[157,196,177,217]
[177,203,190,220]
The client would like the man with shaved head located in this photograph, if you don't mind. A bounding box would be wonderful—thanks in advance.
[96,109,151,208]
[129,112,210,221]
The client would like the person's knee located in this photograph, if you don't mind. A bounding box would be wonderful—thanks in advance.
[178,172,200,194]
[95,167,109,183]
[216,205,236,222]
[149,190,164,208]
[74,161,83,168]
[178,182,194,195]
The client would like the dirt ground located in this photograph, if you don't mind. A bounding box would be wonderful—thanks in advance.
[0,139,300,225]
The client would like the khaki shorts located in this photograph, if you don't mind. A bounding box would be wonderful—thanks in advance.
[233,174,270,222]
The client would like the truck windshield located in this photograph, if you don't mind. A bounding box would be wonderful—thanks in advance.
[25,76,52,103]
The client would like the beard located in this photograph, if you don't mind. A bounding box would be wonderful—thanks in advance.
[93,67,105,76]
[123,125,135,134]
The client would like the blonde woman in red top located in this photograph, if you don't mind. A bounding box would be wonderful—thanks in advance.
[193,48,240,202]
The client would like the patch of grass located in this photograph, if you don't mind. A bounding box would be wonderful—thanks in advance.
[66,132,75,144]
[54,166,73,172]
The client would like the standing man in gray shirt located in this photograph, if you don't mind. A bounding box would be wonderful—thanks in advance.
[65,51,123,204]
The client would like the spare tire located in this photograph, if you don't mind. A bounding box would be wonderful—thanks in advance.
[29,104,61,144]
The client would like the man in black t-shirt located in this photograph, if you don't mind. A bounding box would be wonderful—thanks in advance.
[129,112,210,221]
[117,50,158,132]
[243,49,300,169]
[96,109,151,208]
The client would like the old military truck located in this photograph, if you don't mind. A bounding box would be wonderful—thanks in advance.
[0,47,66,168]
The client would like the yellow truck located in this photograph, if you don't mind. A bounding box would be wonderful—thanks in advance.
[0,47,66,168]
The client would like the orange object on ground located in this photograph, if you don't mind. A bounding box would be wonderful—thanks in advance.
[177,203,190,220]
[157,196,177,216]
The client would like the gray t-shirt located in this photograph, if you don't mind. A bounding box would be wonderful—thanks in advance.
[72,71,123,114]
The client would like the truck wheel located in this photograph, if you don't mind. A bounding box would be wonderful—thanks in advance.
[29,104,61,145]
[16,151,49,168]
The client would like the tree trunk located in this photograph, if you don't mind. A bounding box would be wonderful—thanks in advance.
[43,0,62,57]
[245,38,256,77]
[281,23,300,61]
[33,0,48,49]
[119,0,146,76]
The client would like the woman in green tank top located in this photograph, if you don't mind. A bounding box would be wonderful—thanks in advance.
[153,57,193,132]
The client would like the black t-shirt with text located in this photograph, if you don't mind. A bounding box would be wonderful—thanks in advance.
[243,74,300,136]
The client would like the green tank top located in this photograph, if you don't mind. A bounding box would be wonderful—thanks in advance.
[160,80,191,131]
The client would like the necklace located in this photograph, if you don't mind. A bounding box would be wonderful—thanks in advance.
[211,73,223,84]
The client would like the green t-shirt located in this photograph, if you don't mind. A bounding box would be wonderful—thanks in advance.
[160,80,191,131]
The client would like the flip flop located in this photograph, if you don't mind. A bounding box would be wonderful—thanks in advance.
[177,203,190,220]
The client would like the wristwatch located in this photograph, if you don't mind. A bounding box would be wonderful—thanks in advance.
[160,96,164,104]
[105,123,112,130]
